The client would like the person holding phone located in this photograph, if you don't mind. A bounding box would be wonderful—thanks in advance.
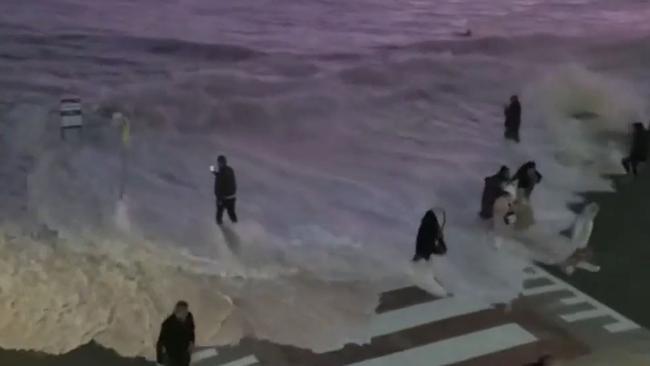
[211,155,238,225]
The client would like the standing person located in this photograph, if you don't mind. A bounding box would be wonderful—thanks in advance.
[479,165,511,219]
[512,161,542,199]
[562,202,601,275]
[211,155,238,225]
[413,209,447,261]
[156,301,195,366]
[621,122,648,176]
[504,95,522,142]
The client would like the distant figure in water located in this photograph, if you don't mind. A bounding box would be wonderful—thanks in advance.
[211,155,238,225]
[454,29,472,37]
[157,301,195,366]
[479,166,511,219]
[504,95,522,142]
[621,122,648,176]
[512,161,542,200]
[413,209,447,261]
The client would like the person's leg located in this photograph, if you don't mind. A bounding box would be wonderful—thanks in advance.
[632,159,639,176]
[216,199,225,225]
[622,157,631,173]
[576,261,600,272]
[514,126,520,143]
[226,198,238,223]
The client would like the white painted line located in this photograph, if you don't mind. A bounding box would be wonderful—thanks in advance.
[522,282,567,296]
[191,348,218,364]
[216,355,259,366]
[371,296,488,337]
[560,308,608,322]
[531,267,641,333]
[349,323,537,366]
[605,320,640,333]
[561,295,587,305]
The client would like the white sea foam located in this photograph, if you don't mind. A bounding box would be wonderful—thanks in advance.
[0,31,647,359]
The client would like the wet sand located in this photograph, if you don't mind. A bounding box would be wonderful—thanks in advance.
[0,342,151,366]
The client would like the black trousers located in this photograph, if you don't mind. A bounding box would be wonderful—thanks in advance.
[217,198,238,224]
[163,353,190,366]
[622,156,643,176]
[504,122,520,143]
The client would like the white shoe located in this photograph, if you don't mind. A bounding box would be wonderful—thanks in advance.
[576,261,600,272]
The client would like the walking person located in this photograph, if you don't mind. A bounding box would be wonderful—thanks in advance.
[512,161,542,200]
[413,209,447,261]
[211,155,238,225]
[621,122,648,176]
[504,95,522,142]
[156,301,195,366]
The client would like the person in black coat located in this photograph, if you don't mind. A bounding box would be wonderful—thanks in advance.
[512,161,542,199]
[157,301,195,366]
[504,95,522,142]
[621,122,648,176]
[479,166,511,219]
[413,209,447,261]
[211,155,238,225]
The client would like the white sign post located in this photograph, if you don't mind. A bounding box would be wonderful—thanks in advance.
[60,96,83,139]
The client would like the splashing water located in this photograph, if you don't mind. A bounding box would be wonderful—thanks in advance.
[1,0,650,360]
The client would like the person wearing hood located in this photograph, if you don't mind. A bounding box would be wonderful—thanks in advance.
[512,161,542,199]
[413,209,447,261]
[504,95,522,142]
[479,166,511,219]
[562,202,601,275]
[157,301,195,366]
[211,155,238,225]
[621,122,648,176]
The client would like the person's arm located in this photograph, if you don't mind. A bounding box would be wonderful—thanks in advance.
[536,171,542,183]
[189,313,195,343]
[231,168,237,195]
[156,321,168,363]
[188,313,196,352]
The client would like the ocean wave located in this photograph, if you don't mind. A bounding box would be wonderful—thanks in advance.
[0,27,648,360]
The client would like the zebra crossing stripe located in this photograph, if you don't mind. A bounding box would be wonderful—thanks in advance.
[191,348,218,364]
[370,296,488,337]
[215,355,259,366]
[524,266,640,334]
[561,308,610,322]
[522,282,567,296]
[347,323,537,366]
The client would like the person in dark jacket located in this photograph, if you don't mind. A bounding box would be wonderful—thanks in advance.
[413,209,447,261]
[512,161,542,199]
[479,166,511,219]
[157,301,195,366]
[211,155,238,225]
[504,95,522,142]
[621,122,648,176]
